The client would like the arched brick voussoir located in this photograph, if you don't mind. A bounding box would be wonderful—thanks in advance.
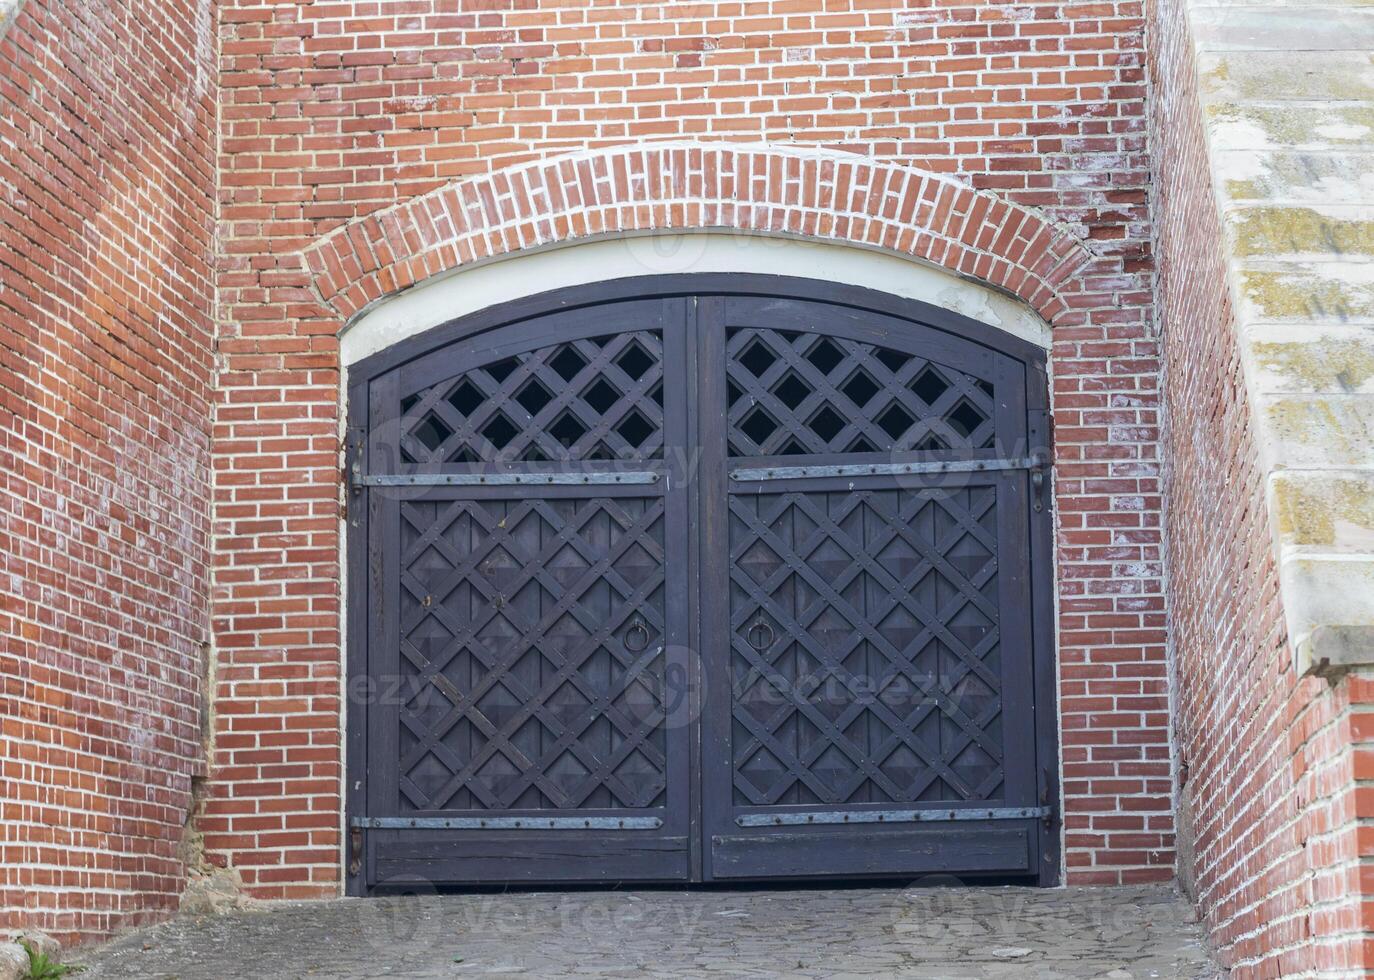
[300,143,1094,328]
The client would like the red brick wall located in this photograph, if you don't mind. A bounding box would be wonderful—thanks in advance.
[211,0,1170,896]
[1146,0,1370,973]
[0,0,217,945]
[15,0,1371,955]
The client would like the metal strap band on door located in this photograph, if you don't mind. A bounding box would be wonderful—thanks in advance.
[729,456,1045,482]
[350,815,664,830]
[734,805,1052,828]
[358,471,661,487]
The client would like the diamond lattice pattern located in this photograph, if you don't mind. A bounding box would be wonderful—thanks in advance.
[728,486,1004,806]
[726,328,997,457]
[397,495,669,811]
[398,331,664,465]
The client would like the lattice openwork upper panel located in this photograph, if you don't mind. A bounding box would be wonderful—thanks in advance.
[726,328,997,457]
[395,331,665,465]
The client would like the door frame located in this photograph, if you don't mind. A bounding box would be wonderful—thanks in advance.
[343,274,1059,894]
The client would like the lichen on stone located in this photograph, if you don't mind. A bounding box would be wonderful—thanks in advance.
[1272,474,1374,548]
[1229,206,1374,259]
[1251,335,1374,392]
[1240,268,1374,321]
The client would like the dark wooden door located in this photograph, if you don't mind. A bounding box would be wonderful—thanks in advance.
[346,277,1056,892]
[349,298,695,887]
[696,294,1052,881]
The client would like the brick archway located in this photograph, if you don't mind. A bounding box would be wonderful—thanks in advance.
[299,143,1092,327]
[259,141,1172,900]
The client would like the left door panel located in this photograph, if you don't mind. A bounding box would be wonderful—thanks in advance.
[351,298,692,888]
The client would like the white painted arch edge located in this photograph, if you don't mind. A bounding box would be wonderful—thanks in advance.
[340,232,1052,367]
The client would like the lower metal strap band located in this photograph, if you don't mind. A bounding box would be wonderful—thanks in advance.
[359,471,660,487]
[735,806,1052,828]
[730,457,1043,482]
[350,815,663,830]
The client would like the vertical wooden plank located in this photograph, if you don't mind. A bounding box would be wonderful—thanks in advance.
[367,370,403,825]
[681,293,705,883]
[995,468,1038,809]
[344,377,370,897]
[1025,354,1061,885]
[660,295,693,843]
[995,354,1037,811]
[696,293,731,881]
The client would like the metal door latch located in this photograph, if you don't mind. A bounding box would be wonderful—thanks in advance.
[624,616,651,653]
[1030,451,1051,512]
[349,826,363,876]
[346,427,365,498]
[746,615,774,651]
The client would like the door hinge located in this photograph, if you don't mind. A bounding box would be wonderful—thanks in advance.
[349,825,363,877]
[344,427,365,503]
[1030,450,1051,513]
[1041,766,1057,831]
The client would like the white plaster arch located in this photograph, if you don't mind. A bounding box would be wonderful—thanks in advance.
[340,232,1051,368]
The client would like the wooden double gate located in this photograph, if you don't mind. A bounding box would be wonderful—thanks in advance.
[345,275,1057,891]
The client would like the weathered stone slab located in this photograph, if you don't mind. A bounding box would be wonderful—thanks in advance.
[1220,151,1374,205]
[1271,471,1374,552]
[1258,393,1374,468]
[1247,324,1374,394]
[71,885,1220,979]
[1186,0,1374,673]
[1200,50,1374,103]
[1236,264,1374,324]
[1190,6,1374,51]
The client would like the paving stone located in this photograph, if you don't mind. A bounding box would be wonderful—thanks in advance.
[0,943,27,980]
[73,884,1218,979]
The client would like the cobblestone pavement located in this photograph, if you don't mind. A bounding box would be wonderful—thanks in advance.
[77,884,1218,978]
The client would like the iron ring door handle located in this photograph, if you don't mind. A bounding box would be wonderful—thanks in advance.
[747,619,775,651]
[624,617,651,653]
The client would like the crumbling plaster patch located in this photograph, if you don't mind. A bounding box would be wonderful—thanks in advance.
[1185,0,1374,674]
[0,0,24,44]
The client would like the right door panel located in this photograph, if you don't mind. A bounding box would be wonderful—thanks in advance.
[698,293,1049,881]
